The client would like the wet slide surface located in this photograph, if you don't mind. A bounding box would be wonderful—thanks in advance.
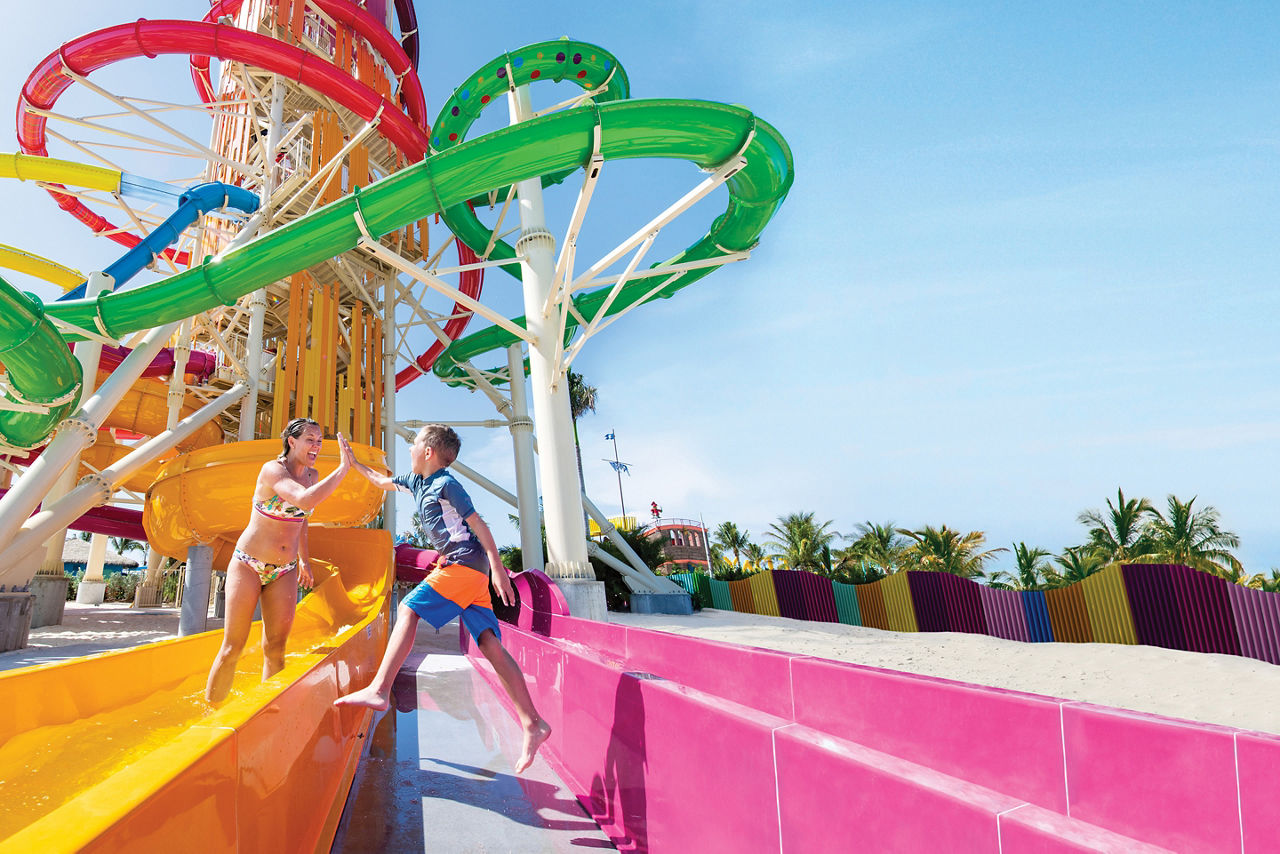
[0,527,393,851]
[333,626,612,852]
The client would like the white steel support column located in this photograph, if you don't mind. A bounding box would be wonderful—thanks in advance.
[31,271,113,626]
[507,85,602,618]
[507,343,543,571]
[167,319,193,430]
[75,533,109,605]
[238,78,284,441]
[239,290,267,440]
[382,271,397,532]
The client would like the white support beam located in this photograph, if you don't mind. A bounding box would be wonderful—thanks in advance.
[567,156,746,295]
[353,206,536,345]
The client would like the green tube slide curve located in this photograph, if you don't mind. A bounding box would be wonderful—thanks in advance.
[0,280,81,448]
[1,89,792,449]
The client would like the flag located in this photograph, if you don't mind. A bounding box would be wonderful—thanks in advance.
[606,460,630,475]
[604,432,614,440]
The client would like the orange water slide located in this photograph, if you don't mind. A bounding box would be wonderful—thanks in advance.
[74,371,225,492]
[143,439,390,563]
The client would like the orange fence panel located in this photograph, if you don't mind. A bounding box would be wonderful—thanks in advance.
[855,581,889,631]
[1044,584,1092,643]
[727,578,756,614]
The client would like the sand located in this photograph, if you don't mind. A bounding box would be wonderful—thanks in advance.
[0,603,223,672]
[610,608,1280,735]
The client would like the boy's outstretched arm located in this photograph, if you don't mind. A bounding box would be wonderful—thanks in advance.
[338,434,395,491]
[466,512,515,606]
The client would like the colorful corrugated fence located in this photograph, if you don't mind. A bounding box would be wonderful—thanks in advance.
[669,564,1280,666]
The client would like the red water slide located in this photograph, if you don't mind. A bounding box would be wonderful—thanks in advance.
[17,18,430,265]
[17,8,480,384]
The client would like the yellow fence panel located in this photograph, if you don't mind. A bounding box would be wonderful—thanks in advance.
[880,572,918,633]
[1080,565,1137,645]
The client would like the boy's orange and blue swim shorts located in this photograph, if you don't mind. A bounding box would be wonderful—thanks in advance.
[401,562,502,641]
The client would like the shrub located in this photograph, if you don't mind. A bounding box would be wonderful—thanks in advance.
[161,568,182,605]
[105,572,139,603]
[65,569,83,601]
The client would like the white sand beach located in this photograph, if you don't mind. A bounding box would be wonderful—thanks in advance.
[610,609,1280,736]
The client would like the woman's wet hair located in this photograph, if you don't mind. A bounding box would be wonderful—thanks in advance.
[279,417,321,461]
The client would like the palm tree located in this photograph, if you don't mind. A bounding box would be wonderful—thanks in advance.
[109,536,147,563]
[567,369,597,522]
[989,542,1051,590]
[1247,569,1280,592]
[1143,495,1243,578]
[742,542,768,570]
[1046,546,1104,586]
[838,521,907,577]
[711,521,751,567]
[1077,488,1156,566]
[765,512,837,572]
[898,525,1007,578]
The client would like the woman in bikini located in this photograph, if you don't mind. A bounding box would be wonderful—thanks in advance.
[205,417,355,703]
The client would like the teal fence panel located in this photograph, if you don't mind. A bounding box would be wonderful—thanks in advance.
[708,578,734,610]
[832,581,862,626]
[671,572,699,596]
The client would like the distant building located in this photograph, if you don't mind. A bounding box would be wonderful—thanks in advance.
[61,537,141,576]
[641,517,709,574]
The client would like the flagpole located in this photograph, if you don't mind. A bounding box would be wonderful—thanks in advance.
[609,429,627,522]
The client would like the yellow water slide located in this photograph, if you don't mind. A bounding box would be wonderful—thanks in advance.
[0,524,394,851]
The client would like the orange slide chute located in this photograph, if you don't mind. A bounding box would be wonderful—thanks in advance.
[144,439,390,561]
[97,371,224,450]
[74,371,224,493]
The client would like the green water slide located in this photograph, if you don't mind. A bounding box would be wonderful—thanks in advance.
[1,71,791,448]
[427,42,793,384]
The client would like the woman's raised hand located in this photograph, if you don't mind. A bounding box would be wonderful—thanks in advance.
[337,433,356,471]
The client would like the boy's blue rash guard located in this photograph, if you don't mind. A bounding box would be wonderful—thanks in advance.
[393,469,487,571]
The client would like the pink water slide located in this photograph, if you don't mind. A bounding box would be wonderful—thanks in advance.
[460,570,1280,852]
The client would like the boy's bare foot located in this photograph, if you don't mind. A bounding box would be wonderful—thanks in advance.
[515,719,552,773]
[333,686,390,711]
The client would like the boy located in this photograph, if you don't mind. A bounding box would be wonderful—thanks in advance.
[333,425,551,773]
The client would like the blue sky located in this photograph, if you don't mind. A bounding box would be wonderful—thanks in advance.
[1,2,1277,574]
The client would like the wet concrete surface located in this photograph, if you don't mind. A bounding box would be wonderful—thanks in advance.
[331,623,614,853]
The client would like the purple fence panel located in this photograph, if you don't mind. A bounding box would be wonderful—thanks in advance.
[1168,565,1241,656]
[979,586,1031,642]
[796,572,838,622]
[1225,583,1280,665]
[906,572,948,632]
[1121,564,1186,650]
[939,573,985,634]
[1194,567,1242,656]
[772,570,809,620]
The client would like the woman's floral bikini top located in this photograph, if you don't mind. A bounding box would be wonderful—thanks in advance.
[253,493,313,522]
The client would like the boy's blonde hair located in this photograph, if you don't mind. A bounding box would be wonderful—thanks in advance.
[417,424,461,465]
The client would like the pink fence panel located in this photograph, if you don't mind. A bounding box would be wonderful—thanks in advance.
[1225,582,1280,665]
[979,585,1031,643]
